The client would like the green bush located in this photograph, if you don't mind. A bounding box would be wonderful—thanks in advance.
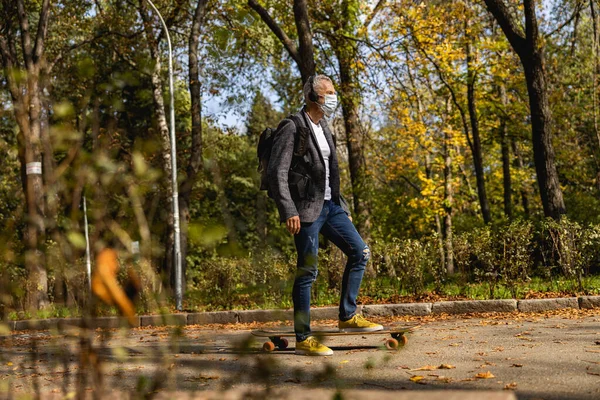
[539,217,600,291]
[186,247,294,310]
[452,221,534,298]
[372,238,436,296]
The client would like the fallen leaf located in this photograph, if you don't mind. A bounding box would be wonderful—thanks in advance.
[409,375,426,383]
[475,371,495,379]
[340,360,349,364]
[411,365,438,371]
[439,364,455,369]
[511,364,523,368]
[504,382,518,390]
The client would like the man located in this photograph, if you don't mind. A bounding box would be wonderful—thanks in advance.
[267,75,382,356]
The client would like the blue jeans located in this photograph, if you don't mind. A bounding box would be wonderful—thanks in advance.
[293,200,370,342]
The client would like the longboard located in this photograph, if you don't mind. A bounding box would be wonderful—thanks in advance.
[251,323,420,352]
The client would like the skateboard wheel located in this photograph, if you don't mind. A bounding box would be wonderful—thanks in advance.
[391,333,408,346]
[262,341,276,352]
[400,335,408,346]
[277,337,289,350]
[385,338,399,350]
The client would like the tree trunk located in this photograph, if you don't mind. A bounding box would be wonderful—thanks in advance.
[336,46,371,240]
[443,119,454,275]
[0,0,52,309]
[483,0,566,219]
[178,0,209,294]
[590,0,600,187]
[499,84,513,219]
[466,35,491,224]
[247,0,315,83]
[427,154,446,268]
[521,55,565,219]
[138,0,176,288]
[511,139,530,218]
[293,0,316,82]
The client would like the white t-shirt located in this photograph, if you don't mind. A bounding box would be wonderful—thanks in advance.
[306,113,332,200]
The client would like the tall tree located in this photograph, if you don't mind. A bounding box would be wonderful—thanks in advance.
[137,0,178,287]
[315,0,385,239]
[499,84,513,219]
[0,0,51,309]
[179,0,209,297]
[247,0,315,82]
[465,15,492,224]
[482,0,566,219]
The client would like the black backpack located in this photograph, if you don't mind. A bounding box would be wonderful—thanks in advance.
[257,114,314,199]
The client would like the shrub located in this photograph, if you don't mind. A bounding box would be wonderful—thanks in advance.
[453,221,534,298]
[539,217,600,291]
[373,238,436,296]
[497,220,534,297]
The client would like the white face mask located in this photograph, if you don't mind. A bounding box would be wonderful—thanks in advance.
[319,94,338,117]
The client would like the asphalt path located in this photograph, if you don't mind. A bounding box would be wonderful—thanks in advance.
[0,309,599,399]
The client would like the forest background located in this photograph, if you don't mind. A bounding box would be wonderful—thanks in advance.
[1,0,600,318]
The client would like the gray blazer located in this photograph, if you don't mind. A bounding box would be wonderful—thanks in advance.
[267,108,351,223]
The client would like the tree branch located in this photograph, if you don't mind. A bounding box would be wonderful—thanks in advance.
[0,35,21,102]
[482,0,526,55]
[47,31,142,74]
[247,0,299,64]
[33,0,50,62]
[363,0,386,31]
[544,0,585,38]
[16,0,33,68]
[412,34,474,155]
[293,0,315,81]
[523,0,538,43]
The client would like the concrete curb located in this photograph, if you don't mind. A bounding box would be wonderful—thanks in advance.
[517,297,578,313]
[432,299,517,314]
[4,295,599,331]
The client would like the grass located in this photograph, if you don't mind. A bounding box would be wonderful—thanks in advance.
[4,274,599,320]
[182,273,600,312]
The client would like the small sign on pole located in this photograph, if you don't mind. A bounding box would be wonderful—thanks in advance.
[26,162,42,175]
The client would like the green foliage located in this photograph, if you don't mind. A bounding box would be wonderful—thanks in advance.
[371,238,437,296]
[539,218,600,290]
[459,221,534,298]
[186,248,294,311]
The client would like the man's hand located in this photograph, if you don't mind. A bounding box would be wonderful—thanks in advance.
[348,215,353,222]
[286,216,301,235]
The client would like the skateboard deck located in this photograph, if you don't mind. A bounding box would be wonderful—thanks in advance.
[251,323,420,351]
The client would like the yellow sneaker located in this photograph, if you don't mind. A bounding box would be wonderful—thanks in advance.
[338,314,383,332]
[295,336,333,356]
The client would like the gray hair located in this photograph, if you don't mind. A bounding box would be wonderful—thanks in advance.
[303,74,333,103]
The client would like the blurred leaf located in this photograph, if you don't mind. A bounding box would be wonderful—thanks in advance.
[132,151,148,176]
[67,232,86,250]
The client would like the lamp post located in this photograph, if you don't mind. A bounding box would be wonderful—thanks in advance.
[145,0,183,311]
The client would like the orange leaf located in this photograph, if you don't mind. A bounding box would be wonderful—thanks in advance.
[475,371,495,379]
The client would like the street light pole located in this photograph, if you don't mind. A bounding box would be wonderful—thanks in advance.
[145,0,183,311]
